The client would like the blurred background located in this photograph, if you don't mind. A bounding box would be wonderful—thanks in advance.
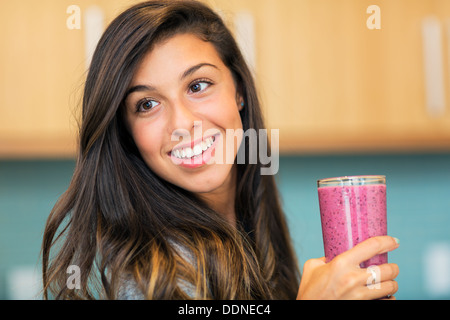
[1,0,450,299]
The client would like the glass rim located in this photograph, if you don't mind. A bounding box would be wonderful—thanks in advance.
[317,175,386,187]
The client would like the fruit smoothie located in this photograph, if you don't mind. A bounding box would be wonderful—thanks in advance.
[318,176,387,268]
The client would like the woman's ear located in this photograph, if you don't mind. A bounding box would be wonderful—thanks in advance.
[236,90,244,111]
[237,98,244,111]
[235,81,245,111]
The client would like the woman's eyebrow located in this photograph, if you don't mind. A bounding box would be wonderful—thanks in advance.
[124,84,155,99]
[125,63,218,100]
[180,62,218,80]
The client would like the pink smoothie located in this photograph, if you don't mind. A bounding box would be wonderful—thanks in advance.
[318,184,387,268]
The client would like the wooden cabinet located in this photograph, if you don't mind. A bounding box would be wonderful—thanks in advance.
[0,1,77,157]
[209,0,450,153]
[0,0,140,158]
[1,0,450,157]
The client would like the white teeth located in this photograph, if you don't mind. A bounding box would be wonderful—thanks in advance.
[172,136,215,159]
[193,144,202,156]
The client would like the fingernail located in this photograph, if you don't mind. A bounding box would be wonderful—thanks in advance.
[393,237,400,245]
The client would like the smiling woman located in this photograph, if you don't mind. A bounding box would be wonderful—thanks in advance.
[124,33,244,199]
[41,0,300,299]
[41,0,400,301]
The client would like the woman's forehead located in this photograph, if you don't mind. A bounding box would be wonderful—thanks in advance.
[130,33,227,84]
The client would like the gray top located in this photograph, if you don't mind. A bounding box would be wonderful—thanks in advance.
[116,242,196,299]
[117,274,196,299]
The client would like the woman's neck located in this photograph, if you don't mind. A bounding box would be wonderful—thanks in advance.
[196,165,237,227]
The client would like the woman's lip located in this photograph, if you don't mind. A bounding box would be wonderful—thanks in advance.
[168,133,220,155]
[169,134,219,168]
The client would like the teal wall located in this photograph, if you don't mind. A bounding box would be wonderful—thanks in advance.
[277,153,450,300]
[0,160,75,299]
[1,153,450,299]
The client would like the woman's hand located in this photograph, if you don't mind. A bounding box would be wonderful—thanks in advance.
[297,236,400,300]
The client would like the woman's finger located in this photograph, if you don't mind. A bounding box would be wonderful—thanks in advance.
[364,280,399,300]
[338,236,400,266]
[360,263,400,287]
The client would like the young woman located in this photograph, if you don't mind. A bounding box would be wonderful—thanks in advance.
[42,0,399,300]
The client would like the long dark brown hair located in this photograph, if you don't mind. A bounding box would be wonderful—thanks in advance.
[42,0,300,299]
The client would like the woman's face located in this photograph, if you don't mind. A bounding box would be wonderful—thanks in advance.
[124,33,243,194]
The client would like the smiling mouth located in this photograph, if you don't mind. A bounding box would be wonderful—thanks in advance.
[170,135,216,160]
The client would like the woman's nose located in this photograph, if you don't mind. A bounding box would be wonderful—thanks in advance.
[168,99,200,137]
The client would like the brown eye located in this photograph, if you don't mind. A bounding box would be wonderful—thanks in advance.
[191,83,202,92]
[136,98,159,112]
[188,81,210,94]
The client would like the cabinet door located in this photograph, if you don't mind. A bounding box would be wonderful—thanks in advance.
[0,0,140,158]
[209,0,450,153]
[0,1,83,157]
